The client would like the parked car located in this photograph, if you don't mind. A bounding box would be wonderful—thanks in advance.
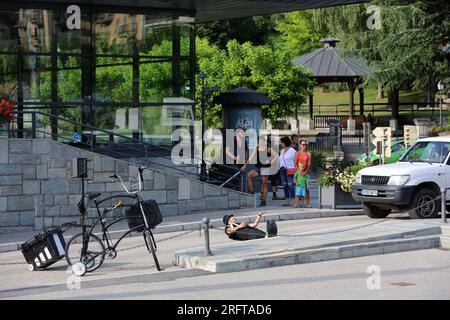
[356,140,406,165]
[352,137,450,219]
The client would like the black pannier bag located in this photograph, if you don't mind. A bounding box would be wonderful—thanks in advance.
[21,228,66,271]
[126,199,163,231]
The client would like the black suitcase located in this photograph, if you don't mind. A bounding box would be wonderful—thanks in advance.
[21,228,66,271]
[126,199,163,231]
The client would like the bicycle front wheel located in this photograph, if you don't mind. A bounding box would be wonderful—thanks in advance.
[144,230,161,271]
[65,233,106,273]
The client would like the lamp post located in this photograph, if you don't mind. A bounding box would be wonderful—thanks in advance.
[198,72,220,182]
[199,72,208,182]
[438,80,445,127]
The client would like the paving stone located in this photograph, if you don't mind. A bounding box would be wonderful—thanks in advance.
[20,211,35,226]
[207,196,229,210]
[159,204,179,217]
[45,206,60,217]
[0,186,22,196]
[0,197,6,212]
[7,196,34,211]
[0,140,8,164]
[23,165,36,180]
[0,175,22,185]
[50,159,68,169]
[36,164,48,179]
[167,190,179,204]
[54,195,69,206]
[23,180,41,195]
[166,174,178,190]
[140,190,167,204]
[60,206,79,216]
[229,200,240,209]
[9,154,43,165]
[101,157,115,172]
[32,140,50,155]
[44,194,54,206]
[190,181,204,199]
[0,165,22,175]
[178,179,190,200]
[41,179,67,194]
[154,172,166,190]
[0,212,20,227]
[87,183,106,193]
[203,185,222,196]
[186,199,207,212]
[10,140,32,154]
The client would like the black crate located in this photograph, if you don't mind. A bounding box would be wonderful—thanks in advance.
[21,228,66,271]
[125,200,163,231]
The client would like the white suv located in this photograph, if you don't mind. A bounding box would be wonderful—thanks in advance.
[352,136,450,219]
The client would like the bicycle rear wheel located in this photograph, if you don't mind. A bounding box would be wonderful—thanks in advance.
[144,229,161,271]
[65,233,106,273]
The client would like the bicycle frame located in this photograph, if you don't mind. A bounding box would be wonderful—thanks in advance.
[91,194,155,252]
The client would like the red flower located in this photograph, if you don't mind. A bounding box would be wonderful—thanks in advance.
[0,99,15,125]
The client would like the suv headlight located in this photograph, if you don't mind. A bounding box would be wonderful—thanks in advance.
[387,175,410,186]
[355,173,362,184]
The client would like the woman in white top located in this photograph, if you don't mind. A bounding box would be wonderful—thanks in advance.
[279,137,297,206]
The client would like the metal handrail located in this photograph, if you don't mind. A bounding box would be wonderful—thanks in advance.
[2,110,243,187]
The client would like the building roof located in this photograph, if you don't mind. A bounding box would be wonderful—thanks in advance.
[9,0,367,22]
[293,38,373,82]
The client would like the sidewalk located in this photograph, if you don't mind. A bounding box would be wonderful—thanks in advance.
[0,203,363,253]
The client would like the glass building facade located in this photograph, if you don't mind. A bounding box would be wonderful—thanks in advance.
[0,3,195,146]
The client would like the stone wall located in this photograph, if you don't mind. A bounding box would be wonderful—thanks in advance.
[0,139,255,233]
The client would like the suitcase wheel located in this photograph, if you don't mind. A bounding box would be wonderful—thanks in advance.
[71,262,87,277]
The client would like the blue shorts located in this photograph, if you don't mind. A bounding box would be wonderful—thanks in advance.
[296,187,306,197]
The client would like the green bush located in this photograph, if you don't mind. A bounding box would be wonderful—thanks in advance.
[317,161,368,193]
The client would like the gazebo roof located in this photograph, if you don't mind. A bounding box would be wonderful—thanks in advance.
[294,38,373,82]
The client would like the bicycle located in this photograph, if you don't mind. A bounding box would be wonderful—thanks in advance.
[65,167,162,277]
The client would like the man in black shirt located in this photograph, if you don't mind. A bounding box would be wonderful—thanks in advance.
[223,212,278,241]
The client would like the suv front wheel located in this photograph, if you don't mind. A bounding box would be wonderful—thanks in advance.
[363,202,391,219]
[408,189,440,219]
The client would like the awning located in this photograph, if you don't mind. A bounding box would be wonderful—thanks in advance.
[9,0,368,22]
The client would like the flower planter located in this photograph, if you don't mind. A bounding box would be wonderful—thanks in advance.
[319,185,361,209]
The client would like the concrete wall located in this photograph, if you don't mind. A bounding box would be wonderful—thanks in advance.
[0,139,255,233]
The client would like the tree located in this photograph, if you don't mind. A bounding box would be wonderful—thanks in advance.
[271,11,324,58]
[312,0,450,111]
[196,39,315,127]
[196,16,277,49]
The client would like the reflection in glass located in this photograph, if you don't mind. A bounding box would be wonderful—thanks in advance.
[95,57,133,102]
[22,55,52,102]
[58,56,82,102]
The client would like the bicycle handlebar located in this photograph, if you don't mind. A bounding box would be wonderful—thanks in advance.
[111,167,143,195]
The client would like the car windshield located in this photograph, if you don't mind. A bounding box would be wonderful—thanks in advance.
[400,141,450,164]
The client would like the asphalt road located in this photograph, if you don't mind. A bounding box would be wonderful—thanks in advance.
[1,215,449,300]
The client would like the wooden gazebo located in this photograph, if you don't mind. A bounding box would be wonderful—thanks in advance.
[294,37,372,120]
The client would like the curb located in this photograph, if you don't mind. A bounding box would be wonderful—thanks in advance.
[175,235,442,273]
